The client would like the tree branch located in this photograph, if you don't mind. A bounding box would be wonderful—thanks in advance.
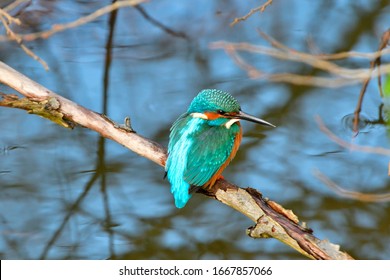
[0,0,146,70]
[314,169,390,203]
[230,0,273,27]
[0,0,147,42]
[0,61,353,260]
[209,39,390,88]
[353,28,390,133]
[315,115,390,157]
[0,5,49,70]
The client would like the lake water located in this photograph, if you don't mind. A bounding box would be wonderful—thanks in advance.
[0,0,389,259]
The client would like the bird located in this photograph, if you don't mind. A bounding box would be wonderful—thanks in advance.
[165,89,275,208]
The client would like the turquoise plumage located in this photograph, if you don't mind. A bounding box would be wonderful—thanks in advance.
[166,89,275,208]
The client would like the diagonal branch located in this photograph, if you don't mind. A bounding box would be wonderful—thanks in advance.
[230,0,273,27]
[315,115,390,157]
[0,61,353,260]
[0,0,147,42]
[0,0,146,70]
[0,7,49,70]
[314,169,390,203]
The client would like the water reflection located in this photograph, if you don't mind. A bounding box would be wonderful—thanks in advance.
[341,113,374,134]
[1,0,390,260]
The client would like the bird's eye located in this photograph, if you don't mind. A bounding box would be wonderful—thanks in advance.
[217,110,226,115]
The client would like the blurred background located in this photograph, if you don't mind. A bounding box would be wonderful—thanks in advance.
[0,0,389,259]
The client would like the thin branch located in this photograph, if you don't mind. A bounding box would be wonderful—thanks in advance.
[0,7,21,24]
[0,61,353,260]
[0,10,48,70]
[212,31,390,137]
[315,115,390,157]
[315,115,390,202]
[353,29,390,134]
[258,29,390,61]
[377,29,390,97]
[2,0,30,13]
[217,30,390,135]
[0,0,147,42]
[314,169,390,203]
[210,41,390,87]
[135,5,188,39]
[0,0,146,70]
[221,44,360,87]
[230,0,273,27]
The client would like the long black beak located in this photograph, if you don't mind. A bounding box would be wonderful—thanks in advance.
[234,110,276,127]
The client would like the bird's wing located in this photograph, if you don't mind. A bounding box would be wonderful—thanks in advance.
[166,113,189,169]
[168,113,189,144]
[184,125,237,186]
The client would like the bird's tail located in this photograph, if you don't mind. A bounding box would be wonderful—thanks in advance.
[171,180,192,208]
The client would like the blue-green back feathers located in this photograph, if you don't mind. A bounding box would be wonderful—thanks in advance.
[166,114,202,208]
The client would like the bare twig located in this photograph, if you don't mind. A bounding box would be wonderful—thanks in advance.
[0,8,48,70]
[3,0,30,13]
[314,169,390,203]
[230,0,273,27]
[212,31,390,136]
[258,29,390,61]
[353,29,390,134]
[377,29,390,97]
[210,40,390,87]
[0,0,146,70]
[135,5,188,39]
[315,115,390,157]
[0,7,21,24]
[315,115,390,202]
[218,42,369,87]
[0,0,147,42]
[0,12,20,41]
[0,61,353,260]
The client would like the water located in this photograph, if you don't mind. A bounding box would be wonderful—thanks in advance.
[0,0,389,259]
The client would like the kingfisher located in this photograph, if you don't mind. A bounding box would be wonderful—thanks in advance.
[165,89,275,208]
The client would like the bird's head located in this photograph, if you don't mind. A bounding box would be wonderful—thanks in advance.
[188,89,275,128]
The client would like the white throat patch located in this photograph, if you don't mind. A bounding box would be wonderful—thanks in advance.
[225,118,239,129]
[191,112,239,129]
